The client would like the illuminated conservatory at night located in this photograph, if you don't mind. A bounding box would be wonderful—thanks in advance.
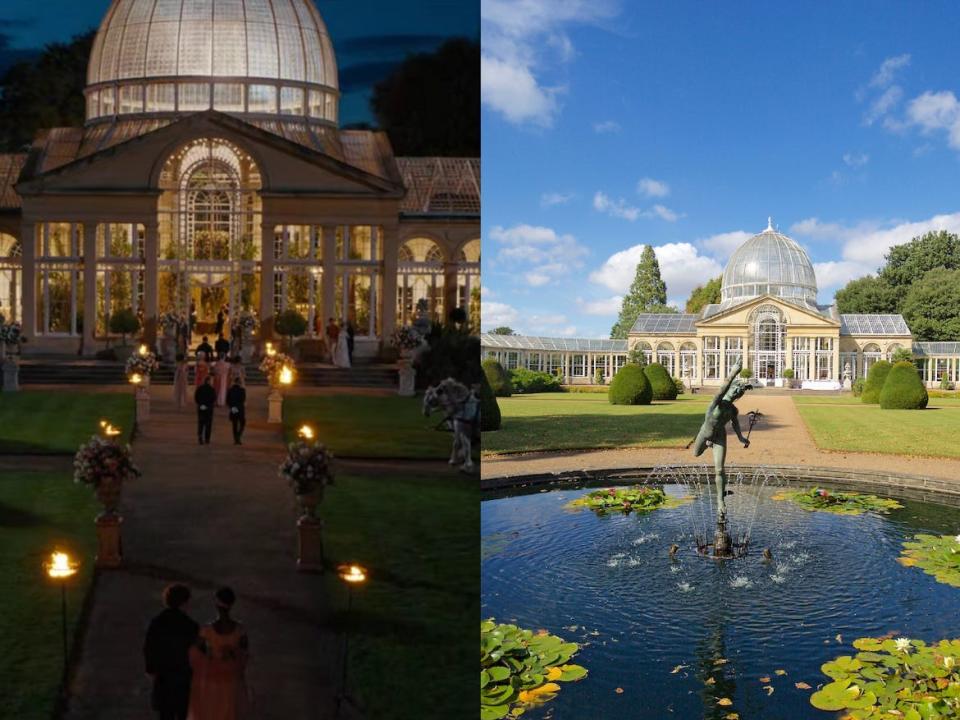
[0,0,480,358]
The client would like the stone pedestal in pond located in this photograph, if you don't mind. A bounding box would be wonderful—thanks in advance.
[2,359,19,392]
[95,514,123,568]
[398,358,416,397]
[297,517,325,572]
[135,385,150,423]
[268,389,283,424]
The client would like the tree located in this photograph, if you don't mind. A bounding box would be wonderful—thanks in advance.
[880,230,960,296]
[685,276,722,314]
[0,31,94,152]
[371,38,479,157]
[901,268,960,341]
[834,275,897,314]
[109,308,140,346]
[275,309,308,351]
[491,327,515,335]
[610,245,672,339]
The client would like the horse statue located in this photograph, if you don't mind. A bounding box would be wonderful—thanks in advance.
[423,378,479,473]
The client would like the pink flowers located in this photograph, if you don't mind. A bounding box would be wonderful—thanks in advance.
[74,435,140,488]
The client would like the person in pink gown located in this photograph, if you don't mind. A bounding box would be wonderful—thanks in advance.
[188,587,251,720]
[214,358,231,407]
[173,354,190,410]
[195,354,210,388]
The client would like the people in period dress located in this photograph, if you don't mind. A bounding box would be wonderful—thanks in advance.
[214,358,231,407]
[214,334,231,360]
[346,321,355,364]
[144,584,199,720]
[215,307,226,338]
[226,378,247,446]
[173,354,189,410]
[195,355,210,388]
[333,322,351,369]
[187,587,251,720]
[195,376,216,445]
[325,318,340,362]
[189,302,198,339]
[227,356,245,388]
[196,336,214,362]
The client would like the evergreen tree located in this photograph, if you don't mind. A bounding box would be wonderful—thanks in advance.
[610,245,672,339]
[685,276,722,314]
[834,275,897,314]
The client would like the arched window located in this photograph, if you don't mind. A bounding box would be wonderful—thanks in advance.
[633,340,653,365]
[0,233,21,324]
[750,304,786,380]
[458,239,480,330]
[398,237,445,325]
[886,343,904,361]
[862,343,882,374]
[680,341,698,380]
[656,342,675,375]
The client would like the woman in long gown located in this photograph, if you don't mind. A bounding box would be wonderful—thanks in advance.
[188,587,251,720]
[173,355,189,410]
[195,354,210,387]
[214,358,231,407]
[228,356,246,388]
[333,325,351,369]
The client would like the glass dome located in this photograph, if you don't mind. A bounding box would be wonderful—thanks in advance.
[720,219,818,310]
[85,0,339,127]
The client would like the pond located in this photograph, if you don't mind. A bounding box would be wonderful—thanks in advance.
[481,474,960,719]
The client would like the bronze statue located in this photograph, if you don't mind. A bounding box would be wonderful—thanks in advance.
[691,361,754,554]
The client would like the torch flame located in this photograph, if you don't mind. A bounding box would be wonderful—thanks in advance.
[279,366,293,385]
[266,342,276,357]
[138,344,148,356]
[339,564,367,584]
[129,373,143,385]
[298,425,314,440]
[45,551,78,579]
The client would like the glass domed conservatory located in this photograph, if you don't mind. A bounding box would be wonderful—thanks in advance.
[482,219,960,389]
[0,0,480,359]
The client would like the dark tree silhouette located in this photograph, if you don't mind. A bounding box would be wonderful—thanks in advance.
[0,31,95,152]
[371,38,479,157]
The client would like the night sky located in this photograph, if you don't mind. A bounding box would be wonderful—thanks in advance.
[0,0,478,124]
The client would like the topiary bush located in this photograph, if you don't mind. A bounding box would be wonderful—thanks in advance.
[879,360,929,409]
[275,309,308,351]
[643,363,678,401]
[608,364,652,405]
[782,368,794,379]
[594,367,605,385]
[510,368,562,394]
[482,359,513,397]
[851,377,865,397]
[479,374,501,431]
[672,376,685,395]
[740,367,752,378]
[861,360,892,404]
[109,308,140,345]
[940,374,954,391]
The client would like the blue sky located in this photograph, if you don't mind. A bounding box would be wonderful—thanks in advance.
[0,1,478,125]
[482,0,960,337]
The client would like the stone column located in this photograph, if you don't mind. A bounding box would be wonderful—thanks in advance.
[143,222,159,346]
[832,336,840,383]
[259,219,275,339]
[785,336,793,370]
[443,260,458,317]
[719,337,726,378]
[381,224,400,346]
[82,223,98,357]
[21,221,36,341]
[321,226,337,335]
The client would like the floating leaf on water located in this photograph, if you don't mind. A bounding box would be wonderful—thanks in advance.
[795,681,811,690]
[835,634,843,643]
[763,686,774,696]
[898,534,960,587]
[670,664,687,674]
[724,714,740,720]
[705,677,716,685]
[717,698,733,706]
[759,676,771,683]
[772,487,903,515]
[615,687,624,694]
[774,669,787,676]
[714,658,729,666]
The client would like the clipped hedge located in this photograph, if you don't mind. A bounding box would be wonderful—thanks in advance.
[608,364,652,405]
[482,359,513,397]
[480,374,502,431]
[861,360,892,404]
[510,368,562,394]
[643,363,678,401]
[879,360,929,410]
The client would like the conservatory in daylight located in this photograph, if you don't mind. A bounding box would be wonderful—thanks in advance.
[0,0,479,359]
[482,220,958,389]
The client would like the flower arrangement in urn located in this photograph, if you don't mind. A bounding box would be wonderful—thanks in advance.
[0,319,22,346]
[391,325,423,353]
[74,434,141,516]
[279,427,334,518]
[259,352,295,386]
[158,311,181,334]
[125,349,160,380]
[234,310,259,334]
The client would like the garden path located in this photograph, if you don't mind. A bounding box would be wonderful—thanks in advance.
[482,394,960,483]
[64,387,353,720]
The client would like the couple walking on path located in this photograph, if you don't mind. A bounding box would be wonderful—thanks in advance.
[144,584,251,720]
[195,376,246,445]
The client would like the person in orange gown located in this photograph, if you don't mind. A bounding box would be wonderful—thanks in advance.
[188,588,251,720]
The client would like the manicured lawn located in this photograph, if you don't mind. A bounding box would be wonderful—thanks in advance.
[482,393,709,455]
[322,471,477,720]
[282,394,453,459]
[794,401,960,458]
[0,392,135,454]
[0,471,98,720]
[794,393,960,407]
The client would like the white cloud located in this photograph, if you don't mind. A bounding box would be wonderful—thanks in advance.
[589,242,723,307]
[864,85,903,126]
[906,90,960,148]
[482,301,520,329]
[860,55,910,126]
[870,53,911,89]
[637,177,670,198]
[593,191,641,221]
[698,230,752,260]
[593,120,622,133]
[490,223,588,286]
[581,296,623,315]
[540,191,574,207]
[812,260,875,293]
[651,204,679,222]
[481,0,620,126]
[842,152,870,168]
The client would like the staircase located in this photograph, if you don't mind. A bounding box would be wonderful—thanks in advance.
[16,358,398,389]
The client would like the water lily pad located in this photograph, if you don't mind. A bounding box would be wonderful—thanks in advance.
[772,487,903,515]
[566,486,691,515]
[899,534,960,587]
[481,619,588,718]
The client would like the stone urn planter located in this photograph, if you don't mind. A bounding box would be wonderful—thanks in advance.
[398,356,416,397]
[280,436,333,573]
[240,329,255,364]
[1,343,18,392]
[95,475,123,518]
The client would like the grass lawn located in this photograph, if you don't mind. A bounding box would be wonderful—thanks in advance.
[794,393,960,407]
[0,391,135,454]
[0,471,98,720]
[482,392,709,455]
[322,471,477,720]
[794,400,960,458]
[282,394,453,459]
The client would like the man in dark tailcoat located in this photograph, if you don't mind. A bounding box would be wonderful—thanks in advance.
[143,584,199,720]
[226,376,247,445]
[195,376,216,445]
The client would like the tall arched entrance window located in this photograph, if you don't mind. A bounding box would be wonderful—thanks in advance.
[398,237,445,325]
[458,239,480,329]
[751,304,786,380]
[158,138,262,337]
[0,233,21,323]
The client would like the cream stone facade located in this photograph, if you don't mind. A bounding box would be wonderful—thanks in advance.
[482,221,957,389]
[0,0,479,359]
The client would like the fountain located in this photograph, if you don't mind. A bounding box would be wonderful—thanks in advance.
[688,361,756,558]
